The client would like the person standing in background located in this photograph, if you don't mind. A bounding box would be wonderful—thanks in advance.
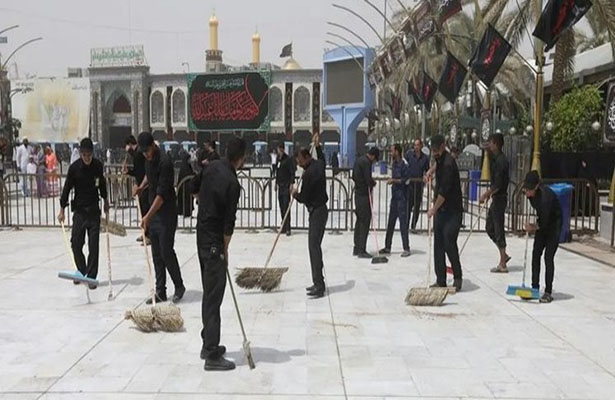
[352,147,379,258]
[275,143,295,236]
[405,139,430,233]
[381,144,411,258]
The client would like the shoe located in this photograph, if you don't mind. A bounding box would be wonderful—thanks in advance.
[204,356,236,371]
[410,228,418,234]
[200,345,227,360]
[172,286,186,303]
[357,252,373,259]
[352,248,359,256]
[136,236,143,242]
[379,248,391,255]
[430,282,446,288]
[307,288,325,298]
[286,231,291,237]
[88,283,97,290]
[401,250,411,258]
[490,265,509,273]
[73,280,80,285]
[453,278,462,291]
[305,285,316,292]
[141,237,151,246]
[539,292,553,303]
[145,293,167,304]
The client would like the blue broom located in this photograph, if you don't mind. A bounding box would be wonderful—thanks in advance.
[58,220,99,287]
[506,231,539,300]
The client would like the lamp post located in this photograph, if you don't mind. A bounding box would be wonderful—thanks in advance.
[531,0,545,175]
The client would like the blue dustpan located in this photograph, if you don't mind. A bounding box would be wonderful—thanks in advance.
[58,271,99,286]
[506,284,540,299]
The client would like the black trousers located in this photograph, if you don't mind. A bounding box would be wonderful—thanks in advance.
[385,196,409,251]
[486,196,507,249]
[278,190,291,233]
[138,194,150,236]
[308,205,328,289]
[71,210,101,279]
[197,234,227,359]
[353,193,371,253]
[407,182,424,229]
[532,228,559,294]
[149,212,184,294]
[434,210,462,285]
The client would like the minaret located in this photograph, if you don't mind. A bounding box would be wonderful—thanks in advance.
[205,12,223,72]
[251,30,261,67]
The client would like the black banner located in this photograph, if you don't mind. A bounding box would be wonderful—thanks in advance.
[533,0,592,52]
[605,83,615,145]
[285,82,293,139]
[407,77,423,105]
[469,24,512,88]
[312,82,321,137]
[422,72,438,112]
[414,1,436,43]
[439,0,462,24]
[438,51,467,103]
[188,72,269,130]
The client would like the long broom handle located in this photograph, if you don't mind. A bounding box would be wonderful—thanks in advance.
[368,189,381,253]
[459,200,487,256]
[225,255,249,341]
[262,177,303,270]
[135,195,156,306]
[60,220,79,271]
[522,230,529,287]
[426,182,432,286]
[106,214,113,299]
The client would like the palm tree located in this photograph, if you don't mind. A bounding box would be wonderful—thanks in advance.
[577,6,611,52]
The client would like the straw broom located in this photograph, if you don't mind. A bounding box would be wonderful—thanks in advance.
[405,182,448,306]
[124,195,184,332]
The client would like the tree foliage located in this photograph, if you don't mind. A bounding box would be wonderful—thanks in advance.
[546,85,603,151]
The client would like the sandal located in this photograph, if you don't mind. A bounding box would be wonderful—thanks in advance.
[539,293,553,303]
[490,265,509,273]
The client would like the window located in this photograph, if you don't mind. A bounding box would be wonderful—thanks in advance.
[151,91,164,124]
[293,86,310,122]
[172,89,186,123]
[269,86,283,121]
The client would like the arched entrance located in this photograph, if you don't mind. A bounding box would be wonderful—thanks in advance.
[106,91,132,149]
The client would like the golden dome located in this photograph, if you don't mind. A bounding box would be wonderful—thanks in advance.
[282,57,302,70]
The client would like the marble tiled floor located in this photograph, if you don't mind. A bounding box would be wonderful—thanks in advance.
[1,227,614,400]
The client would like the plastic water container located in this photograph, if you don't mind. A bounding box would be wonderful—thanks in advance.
[469,169,481,201]
[379,160,387,175]
[549,183,573,243]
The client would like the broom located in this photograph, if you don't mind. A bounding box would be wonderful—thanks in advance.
[124,195,184,332]
[105,214,114,301]
[226,254,256,369]
[58,220,99,288]
[506,231,540,300]
[368,189,388,264]
[405,182,448,306]
[235,178,302,292]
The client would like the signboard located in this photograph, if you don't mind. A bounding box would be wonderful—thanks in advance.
[90,45,146,68]
[285,82,293,139]
[0,36,7,44]
[312,82,321,136]
[604,83,615,146]
[324,57,365,105]
[11,78,90,142]
[188,72,270,131]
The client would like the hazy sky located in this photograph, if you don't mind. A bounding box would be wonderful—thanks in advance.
[0,0,396,78]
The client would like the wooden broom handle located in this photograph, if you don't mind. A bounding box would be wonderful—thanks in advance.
[135,195,156,306]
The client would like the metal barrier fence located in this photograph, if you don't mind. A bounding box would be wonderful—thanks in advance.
[0,172,600,239]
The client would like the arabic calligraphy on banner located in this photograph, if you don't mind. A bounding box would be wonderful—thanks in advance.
[188,72,270,131]
[90,45,146,68]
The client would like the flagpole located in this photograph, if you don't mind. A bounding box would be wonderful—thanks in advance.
[532,0,544,176]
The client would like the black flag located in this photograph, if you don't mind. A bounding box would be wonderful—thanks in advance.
[439,0,462,24]
[438,52,467,103]
[421,72,438,112]
[407,78,423,105]
[533,0,592,51]
[468,24,512,88]
[414,0,437,43]
[280,43,292,58]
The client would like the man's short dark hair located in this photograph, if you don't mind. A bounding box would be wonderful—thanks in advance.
[206,140,216,151]
[393,143,402,155]
[125,135,137,146]
[367,147,380,160]
[226,137,246,163]
[80,137,94,152]
[414,138,423,146]
[523,170,540,189]
[489,133,504,150]
[277,142,285,150]
[431,135,445,149]
[297,147,311,159]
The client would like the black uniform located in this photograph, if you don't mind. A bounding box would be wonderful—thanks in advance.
[433,151,463,286]
[196,159,241,359]
[352,155,375,254]
[486,152,509,249]
[294,146,328,291]
[127,149,150,222]
[60,158,107,279]
[529,185,562,294]
[144,148,185,297]
[276,152,295,234]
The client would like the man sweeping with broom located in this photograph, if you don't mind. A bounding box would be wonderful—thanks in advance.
[427,135,463,292]
[58,138,109,289]
[291,135,328,299]
[196,137,246,371]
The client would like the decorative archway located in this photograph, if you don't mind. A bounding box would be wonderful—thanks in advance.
[293,86,310,122]
[172,89,186,124]
[150,90,165,125]
[269,86,283,122]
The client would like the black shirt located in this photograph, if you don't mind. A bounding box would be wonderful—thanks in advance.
[352,155,375,196]
[490,151,509,198]
[197,159,241,247]
[144,148,177,217]
[295,146,328,210]
[435,151,463,213]
[127,149,147,185]
[529,185,562,233]
[60,158,107,212]
[276,152,295,191]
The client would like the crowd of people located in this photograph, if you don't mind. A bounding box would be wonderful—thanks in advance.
[13,137,62,197]
[54,130,561,372]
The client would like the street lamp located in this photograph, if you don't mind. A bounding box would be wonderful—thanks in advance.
[592,121,601,132]
[1,37,43,70]
[509,127,517,135]
[525,125,533,136]
[546,121,553,132]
